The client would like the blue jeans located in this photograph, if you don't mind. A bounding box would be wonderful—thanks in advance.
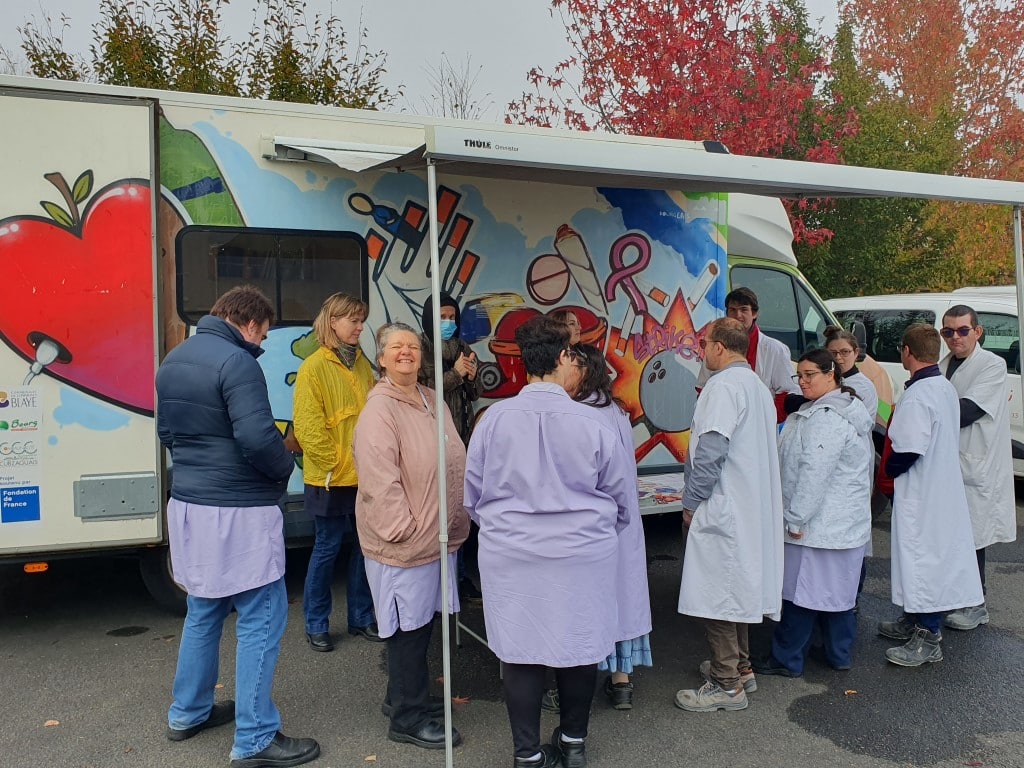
[168,577,288,759]
[303,514,375,633]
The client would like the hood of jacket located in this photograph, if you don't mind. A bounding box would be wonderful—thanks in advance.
[421,292,459,343]
[795,389,874,437]
[367,377,435,412]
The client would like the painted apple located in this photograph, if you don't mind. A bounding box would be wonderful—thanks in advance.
[0,171,155,414]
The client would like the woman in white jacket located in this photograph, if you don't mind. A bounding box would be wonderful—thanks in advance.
[754,348,874,677]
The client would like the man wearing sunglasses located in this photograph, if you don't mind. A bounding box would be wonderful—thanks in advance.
[938,305,1016,632]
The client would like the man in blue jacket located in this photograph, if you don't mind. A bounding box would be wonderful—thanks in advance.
[157,285,320,768]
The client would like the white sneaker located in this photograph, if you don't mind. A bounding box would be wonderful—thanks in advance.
[944,604,989,631]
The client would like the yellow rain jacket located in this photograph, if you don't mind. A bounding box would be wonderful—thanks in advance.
[293,346,376,488]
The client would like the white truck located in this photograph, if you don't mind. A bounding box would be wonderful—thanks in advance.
[2,76,1021,610]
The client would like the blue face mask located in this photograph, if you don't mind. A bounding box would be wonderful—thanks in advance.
[439,319,458,340]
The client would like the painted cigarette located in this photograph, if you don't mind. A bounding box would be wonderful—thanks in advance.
[687,261,720,310]
[647,287,670,306]
[613,303,638,356]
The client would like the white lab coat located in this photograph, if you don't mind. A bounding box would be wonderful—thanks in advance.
[679,363,784,622]
[697,329,800,395]
[940,347,1017,549]
[888,374,984,614]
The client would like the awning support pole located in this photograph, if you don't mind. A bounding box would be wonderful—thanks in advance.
[1013,206,1023,455]
[426,159,456,768]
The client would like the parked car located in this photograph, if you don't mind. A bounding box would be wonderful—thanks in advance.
[827,288,1023,476]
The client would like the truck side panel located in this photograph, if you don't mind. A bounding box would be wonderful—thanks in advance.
[0,88,162,554]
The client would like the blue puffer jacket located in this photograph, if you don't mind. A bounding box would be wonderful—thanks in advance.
[156,315,295,507]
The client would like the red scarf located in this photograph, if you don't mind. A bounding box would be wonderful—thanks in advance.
[746,323,760,370]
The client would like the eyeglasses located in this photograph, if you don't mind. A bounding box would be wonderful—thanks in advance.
[791,370,831,383]
[829,348,856,358]
[565,346,585,363]
[940,326,975,338]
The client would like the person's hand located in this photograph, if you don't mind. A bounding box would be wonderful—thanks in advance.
[455,351,478,380]
[283,424,301,454]
[787,527,803,540]
[682,508,695,529]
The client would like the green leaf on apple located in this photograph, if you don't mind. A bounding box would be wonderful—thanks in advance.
[41,200,75,228]
[72,170,94,205]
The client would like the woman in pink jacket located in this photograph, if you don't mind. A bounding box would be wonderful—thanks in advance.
[352,322,469,751]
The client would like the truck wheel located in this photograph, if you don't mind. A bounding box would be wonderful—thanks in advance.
[139,547,187,616]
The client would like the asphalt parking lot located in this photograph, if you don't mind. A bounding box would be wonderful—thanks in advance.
[2,502,1023,768]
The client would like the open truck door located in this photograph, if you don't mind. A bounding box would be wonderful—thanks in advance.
[0,87,172,606]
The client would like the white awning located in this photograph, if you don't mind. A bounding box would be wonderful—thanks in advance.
[269,137,419,172]
[369,124,1024,206]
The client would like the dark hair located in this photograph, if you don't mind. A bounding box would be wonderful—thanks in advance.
[725,286,759,313]
[943,304,980,328]
[707,317,750,356]
[823,324,860,352]
[573,344,616,408]
[210,285,275,327]
[516,315,570,376]
[798,348,858,399]
[903,323,941,363]
[420,291,460,342]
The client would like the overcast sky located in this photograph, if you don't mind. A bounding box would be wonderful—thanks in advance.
[2,0,839,121]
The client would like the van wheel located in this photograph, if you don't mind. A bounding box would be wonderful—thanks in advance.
[139,547,187,615]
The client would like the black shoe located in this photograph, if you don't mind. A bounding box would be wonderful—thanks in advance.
[459,578,483,602]
[388,719,463,749]
[348,623,385,642]
[167,700,235,741]
[751,655,802,678]
[306,632,334,652]
[229,731,320,767]
[514,744,561,768]
[381,694,445,718]
[808,645,851,671]
[603,676,634,710]
[552,727,587,768]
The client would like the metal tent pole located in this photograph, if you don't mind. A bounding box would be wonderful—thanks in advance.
[1013,206,1024,460]
[426,159,456,768]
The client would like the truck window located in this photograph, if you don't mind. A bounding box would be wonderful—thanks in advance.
[730,265,801,359]
[978,312,1020,373]
[852,309,936,363]
[795,281,827,354]
[176,228,367,325]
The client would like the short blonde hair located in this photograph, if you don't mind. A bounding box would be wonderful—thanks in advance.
[313,293,368,347]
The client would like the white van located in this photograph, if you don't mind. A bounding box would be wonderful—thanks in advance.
[826,289,1023,475]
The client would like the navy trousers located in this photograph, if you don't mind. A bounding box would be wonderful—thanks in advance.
[772,600,857,674]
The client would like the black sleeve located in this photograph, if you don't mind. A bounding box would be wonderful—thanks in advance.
[783,393,809,415]
[884,450,921,479]
[959,398,986,429]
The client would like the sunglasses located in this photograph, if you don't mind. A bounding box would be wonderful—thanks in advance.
[940,326,975,338]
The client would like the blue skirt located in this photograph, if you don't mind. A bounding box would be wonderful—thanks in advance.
[598,634,653,674]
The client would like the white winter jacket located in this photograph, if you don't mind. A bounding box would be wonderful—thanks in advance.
[778,389,874,550]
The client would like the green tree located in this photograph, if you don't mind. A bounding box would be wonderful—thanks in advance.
[19,0,398,109]
[796,21,963,297]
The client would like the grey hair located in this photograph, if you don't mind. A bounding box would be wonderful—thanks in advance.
[374,322,419,370]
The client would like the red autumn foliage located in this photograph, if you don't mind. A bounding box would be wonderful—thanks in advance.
[508,0,857,244]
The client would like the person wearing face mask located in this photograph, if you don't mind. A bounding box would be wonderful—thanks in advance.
[419,293,483,601]
[419,293,481,445]
[294,293,381,653]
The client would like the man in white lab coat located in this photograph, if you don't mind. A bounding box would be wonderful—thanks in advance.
[675,317,784,712]
[696,287,800,400]
[938,304,1016,631]
[878,324,984,666]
